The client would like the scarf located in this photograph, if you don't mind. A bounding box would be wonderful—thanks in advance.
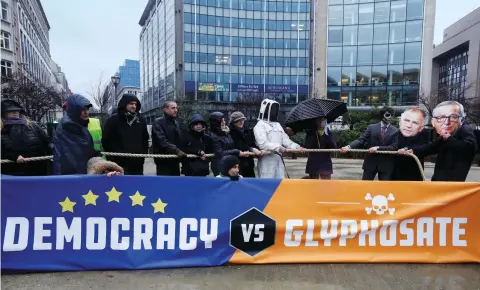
[2,117,28,126]
[221,125,230,134]
[125,111,139,126]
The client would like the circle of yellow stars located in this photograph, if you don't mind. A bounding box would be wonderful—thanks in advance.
[58,187,167,214]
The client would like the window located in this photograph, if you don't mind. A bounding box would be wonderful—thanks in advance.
[390,0,406,22]
[328,67,342,86]
[404,42,422,63]
[342,67,356,86]
[405,20,422,42]
[374,2,390,23]
[328,6,343,25]
[373,23,389,44]
[328,26,343,46]
[1,60,12,77]
[389,43,404,64]
[343,26,358,45]
[1,1,7,21]
[344,5,359,25]
[1,31,10,49]
[389,22,405,43]
[388,65,403,85]
[358,24,373,44]
[356,66,372,86]
[357,45,373,65]
[342,46,357,66]
[403,64,420,84]
[372,44,388,65]
[407,0,424,20]
[328,47,342,66]
[358,3,374,24]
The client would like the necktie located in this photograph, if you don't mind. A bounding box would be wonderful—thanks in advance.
[381,125,386,138]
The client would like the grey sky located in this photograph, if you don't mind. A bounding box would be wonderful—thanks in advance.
[42,0,479,98]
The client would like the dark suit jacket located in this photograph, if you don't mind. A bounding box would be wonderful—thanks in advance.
[413,124,478,182]
[349,122,399,173]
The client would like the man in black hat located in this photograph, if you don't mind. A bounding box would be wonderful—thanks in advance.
[340,106,399,180]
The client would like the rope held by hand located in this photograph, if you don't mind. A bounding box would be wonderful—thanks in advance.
[0,149,425,181]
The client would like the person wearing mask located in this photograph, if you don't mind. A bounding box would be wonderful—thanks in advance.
[1,99,53,176]
[304,117,337,180]
[216,155,243,180]
[253,99,305,178]
[181,114,214,177]
[340,106,399,180]
[394,108,430,181]
[229,111,264,178]
[53,94,106,175]
[151,101,186,176]
[102,94,149,175]
[209,112,248,176]
[401,101,478,181]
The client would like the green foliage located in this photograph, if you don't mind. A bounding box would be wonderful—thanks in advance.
[290,131,306,145]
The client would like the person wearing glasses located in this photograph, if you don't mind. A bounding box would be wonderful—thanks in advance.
[340,106,399,180]
[400,101,477,182]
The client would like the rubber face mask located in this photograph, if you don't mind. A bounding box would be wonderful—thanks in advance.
[269,103,279,122]
[383,112,392,123]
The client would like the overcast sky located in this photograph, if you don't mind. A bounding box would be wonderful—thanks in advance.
[42,0,479,98]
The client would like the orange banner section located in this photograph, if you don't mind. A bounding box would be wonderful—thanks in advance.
[230,180,480,263]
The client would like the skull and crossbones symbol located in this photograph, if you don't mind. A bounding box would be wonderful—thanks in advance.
[365,193,395,215]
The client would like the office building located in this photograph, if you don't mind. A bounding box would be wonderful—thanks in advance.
[1,0,16,76]
[313,0,435,107]
[105,59,141,114]
[431,7,480,101]
[139,0,311,123]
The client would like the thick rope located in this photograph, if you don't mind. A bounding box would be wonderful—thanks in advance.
[0,149,425,181]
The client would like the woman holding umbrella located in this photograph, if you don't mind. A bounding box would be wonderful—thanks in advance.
[304,117,337,179]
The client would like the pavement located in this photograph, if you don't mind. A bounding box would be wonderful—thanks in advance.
[2,158,479,290]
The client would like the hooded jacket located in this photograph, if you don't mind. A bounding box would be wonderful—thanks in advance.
[180,114,213,176]
[53,94,99,175]
[209,112,240,176]
[229,120,257,177]
[102,94,149,165]
[1,99,52,176]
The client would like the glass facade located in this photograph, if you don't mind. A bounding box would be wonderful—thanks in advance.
[140,0,176,113]
[438,49,468,99]
[327,0,424,106]
[117,59,140,88]
[183,0,310,103]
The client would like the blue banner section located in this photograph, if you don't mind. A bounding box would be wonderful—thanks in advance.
[1,175,280,271]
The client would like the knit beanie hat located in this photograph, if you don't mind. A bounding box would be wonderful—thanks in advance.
[220,155,240,176]
[229,111,246,124]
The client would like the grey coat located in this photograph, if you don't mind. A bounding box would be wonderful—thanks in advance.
[349,122,399,173]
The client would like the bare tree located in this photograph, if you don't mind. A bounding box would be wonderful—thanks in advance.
[419,82,478,125]
[1,74,63,122]
[87,73,110,114]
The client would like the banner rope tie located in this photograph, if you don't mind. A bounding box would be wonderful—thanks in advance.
[0,149,425,181]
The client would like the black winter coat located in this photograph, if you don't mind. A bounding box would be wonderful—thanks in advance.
[229,124,256,177]
[413,124,478,182]
[393,129,430,181]
[152,114,182,168]
[1,121,52,176]
[181,115,214,176]
[210,128,240,176]
[102,94,149,169]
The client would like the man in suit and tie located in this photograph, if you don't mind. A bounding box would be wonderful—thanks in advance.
[340,106,399,180]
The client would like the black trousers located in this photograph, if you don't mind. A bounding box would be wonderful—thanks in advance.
[362,168,392,181]
[123,162,144,175]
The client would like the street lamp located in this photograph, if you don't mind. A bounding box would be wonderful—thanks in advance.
[111,75,120,102]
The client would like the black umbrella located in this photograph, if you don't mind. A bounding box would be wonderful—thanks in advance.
[285,98,347,132]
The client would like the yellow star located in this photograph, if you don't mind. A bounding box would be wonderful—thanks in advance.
[129,191,146,207]
[82,190,99,206]
[105,187,122,203]
[151,198,167,214]
[59,197,76,213]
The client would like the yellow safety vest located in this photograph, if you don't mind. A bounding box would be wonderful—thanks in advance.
[88,118,103,152]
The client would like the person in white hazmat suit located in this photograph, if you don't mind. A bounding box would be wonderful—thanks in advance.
[253,99,305,178]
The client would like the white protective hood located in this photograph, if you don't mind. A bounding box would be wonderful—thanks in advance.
[257,99,280,122]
